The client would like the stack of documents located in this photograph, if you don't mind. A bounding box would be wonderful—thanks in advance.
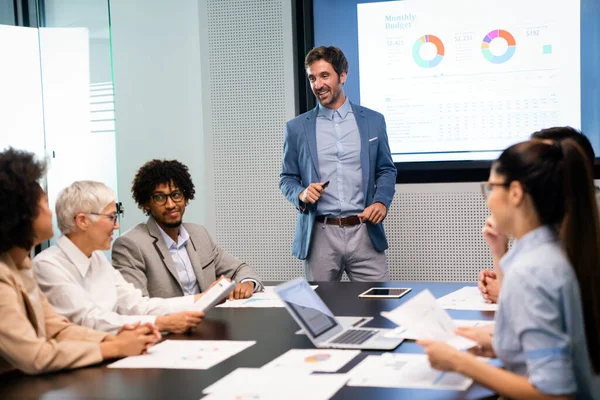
[216,285,318,308]
[201,368,349,400]
[436,286,498,311]
[108,340,255,370]
[347,353,473,391]
[381,290,477,349]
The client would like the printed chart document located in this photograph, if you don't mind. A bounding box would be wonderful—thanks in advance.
[217,285,318,308]
[385,319,495,340]
[437,286,498,311]
[348,353,473,391]
[295,316,373,335]
[202,368,348,400]
[381,290,477,349]
[262,349,360,372]
[108,340,255,370]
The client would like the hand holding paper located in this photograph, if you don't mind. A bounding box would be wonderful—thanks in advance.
[380,290,477,349]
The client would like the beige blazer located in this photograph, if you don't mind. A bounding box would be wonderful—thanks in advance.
[112,217,263,298]
[0,252,108,375]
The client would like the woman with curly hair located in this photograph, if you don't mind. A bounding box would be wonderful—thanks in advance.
[0,148,160,375]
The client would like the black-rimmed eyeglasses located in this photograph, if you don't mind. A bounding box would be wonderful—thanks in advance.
[88,202,124,226]
[151,191,184,206]
[480,182,510,199]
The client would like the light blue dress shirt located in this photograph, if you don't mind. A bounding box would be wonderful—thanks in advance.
[316,97,364,217]
[157,225,200,296]
[494,226,600,398]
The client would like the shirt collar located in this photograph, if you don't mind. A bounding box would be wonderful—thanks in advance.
[57,235,92,277]
[499,225,558,275]
[317,97,352,120]
[157,223,190,250]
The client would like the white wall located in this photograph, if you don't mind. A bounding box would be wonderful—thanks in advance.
[0,25,45,157]
[110,0,207,232]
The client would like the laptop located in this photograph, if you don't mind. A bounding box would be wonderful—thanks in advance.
[275,278,403,350]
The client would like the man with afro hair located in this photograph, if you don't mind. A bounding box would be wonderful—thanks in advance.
[112,159,262,301]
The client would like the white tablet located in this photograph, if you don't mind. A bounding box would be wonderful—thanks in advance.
[358,287,411,299]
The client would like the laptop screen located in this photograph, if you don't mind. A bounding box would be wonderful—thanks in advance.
[277,280,338,338]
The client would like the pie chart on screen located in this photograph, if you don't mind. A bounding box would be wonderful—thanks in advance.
[482,29,516,64]
[412,34,445,68]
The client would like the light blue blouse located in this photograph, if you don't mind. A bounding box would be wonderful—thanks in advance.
[494,225,599,398]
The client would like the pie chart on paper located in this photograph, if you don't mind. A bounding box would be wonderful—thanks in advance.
[304,353,332,363]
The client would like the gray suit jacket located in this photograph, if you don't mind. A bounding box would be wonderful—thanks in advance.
[111,217,263,298]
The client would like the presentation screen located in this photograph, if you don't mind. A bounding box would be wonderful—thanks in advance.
[313,0,600,164]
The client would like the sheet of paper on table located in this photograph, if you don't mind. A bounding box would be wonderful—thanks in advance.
[436,286,498,311]
[216,285,318,308]
[384,319,495,340]
[108,340,255,370]
[261,349,360,372]
[381,290,477,349]
[347,353,473,391]
[201,368,349,400]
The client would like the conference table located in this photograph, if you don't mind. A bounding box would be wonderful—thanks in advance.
[0,282,498,399]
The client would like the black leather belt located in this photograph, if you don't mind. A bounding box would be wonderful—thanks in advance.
[315,215,361,226]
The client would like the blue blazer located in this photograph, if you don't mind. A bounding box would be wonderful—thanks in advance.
[280,102,397,260]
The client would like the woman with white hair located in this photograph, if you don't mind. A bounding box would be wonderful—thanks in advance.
[33,181,206,334]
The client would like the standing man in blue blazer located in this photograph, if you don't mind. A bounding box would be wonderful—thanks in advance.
[280,46,397,281]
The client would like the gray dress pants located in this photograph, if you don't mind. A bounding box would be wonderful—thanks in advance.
[303,221,390,282]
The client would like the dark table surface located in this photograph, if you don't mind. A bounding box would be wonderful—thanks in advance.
[0,281,497,399]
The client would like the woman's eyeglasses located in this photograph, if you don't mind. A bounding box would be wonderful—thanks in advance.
[87,202,124,226]
[480,182,510,199]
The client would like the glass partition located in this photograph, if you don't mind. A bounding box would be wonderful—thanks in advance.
[0,0,119,249]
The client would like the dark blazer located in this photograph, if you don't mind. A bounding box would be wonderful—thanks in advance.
[112,217,263,298]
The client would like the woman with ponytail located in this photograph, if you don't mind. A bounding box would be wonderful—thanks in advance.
[418,139,600,399]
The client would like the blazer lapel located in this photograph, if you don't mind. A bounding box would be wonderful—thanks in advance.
[184,232,210,292]
[352,102,370,200]
[0,254,44,336]
[304,107,321,180]
[146,217,185,293]
[20,286,42,335]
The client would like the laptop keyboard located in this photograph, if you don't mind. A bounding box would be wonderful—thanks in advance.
[330,329,378,345]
